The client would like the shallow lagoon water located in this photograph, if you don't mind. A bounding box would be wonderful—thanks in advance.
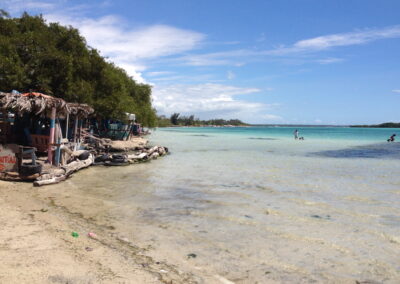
[47,127,400,283]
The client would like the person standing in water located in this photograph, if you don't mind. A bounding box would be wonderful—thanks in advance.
[294,129,299,140]
[387,134,396,142]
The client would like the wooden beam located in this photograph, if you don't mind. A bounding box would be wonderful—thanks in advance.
[47,107,56,164]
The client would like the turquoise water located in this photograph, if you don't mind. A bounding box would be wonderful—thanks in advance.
[162,126,400,142]
[50,126,400,283]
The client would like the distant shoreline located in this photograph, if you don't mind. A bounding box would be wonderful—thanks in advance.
[157,122,400,128]
[349,122,400,128]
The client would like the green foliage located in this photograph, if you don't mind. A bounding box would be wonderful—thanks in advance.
[0,12,157,126]
[170,113,180,125]
[350,122,400,128]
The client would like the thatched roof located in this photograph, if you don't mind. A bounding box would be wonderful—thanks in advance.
[0,92,94,118]
[65,102,94,118]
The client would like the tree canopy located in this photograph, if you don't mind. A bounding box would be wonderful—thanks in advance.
[0,12,157,126]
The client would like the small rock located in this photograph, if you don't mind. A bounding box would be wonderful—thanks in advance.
[40,208,48,212]
[85,247,93,252]
[187,253,197,259]
[311,214,331,220]
[117,236,130,243]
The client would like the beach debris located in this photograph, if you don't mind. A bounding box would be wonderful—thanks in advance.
[311,214,331,220]
[87,232,97,239]
[40,208,48,212]
[244,215,253,219]
[117,236,130,243]
[71,232,79,238]
[159,269,168,273]
[213,275,235,284]
[85,247,93,252]
[34,154,94,186]
[187,253,197,259]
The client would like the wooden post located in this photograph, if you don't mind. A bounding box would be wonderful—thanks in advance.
[73,117,79,151]
[47,107,56,164]
[54,120,61,167]
[65,113,69,140]
[55,137,61,166]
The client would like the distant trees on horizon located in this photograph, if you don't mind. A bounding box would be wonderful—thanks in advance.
[350,122,400,128]
[157,113,248,127]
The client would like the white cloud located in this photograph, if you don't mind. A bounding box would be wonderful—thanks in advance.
[152,83,272,121]
[392,89,400,93]
[227,71,235,80]
[178,49,254,66]
[262,114,283,121]
[146,71,176,77]
[267,26,400,56]
[2,0,58,14]
[293,26,400,50]
[178,25,400,66]
[42,13,205,82]
[316,58,344,64]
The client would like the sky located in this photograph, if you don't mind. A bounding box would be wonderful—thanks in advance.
[2,0,400,125]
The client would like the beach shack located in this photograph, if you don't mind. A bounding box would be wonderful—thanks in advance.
[0,91,94,181]
[90,112,143,141]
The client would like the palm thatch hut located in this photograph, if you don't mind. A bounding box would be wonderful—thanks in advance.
[0,91,94,175]
[0,91,93,117]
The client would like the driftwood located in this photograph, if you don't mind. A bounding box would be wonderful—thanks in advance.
[147,146,159,156]
[30,145,167,186]
[33,175,66,186]
[126,146,168,163]
[149,152,159,159]
[127,152,148,160]
[34,154,94,186]
[63,154,93,176]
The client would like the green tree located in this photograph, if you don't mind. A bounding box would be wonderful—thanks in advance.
[0,12,157,127]
[170,113,180,125]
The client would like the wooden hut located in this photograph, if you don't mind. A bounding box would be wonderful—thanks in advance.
[0,91,94,178]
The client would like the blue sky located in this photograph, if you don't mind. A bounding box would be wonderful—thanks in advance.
[2,0,400,124]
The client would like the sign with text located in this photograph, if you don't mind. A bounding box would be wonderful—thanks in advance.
[0,144,18,172]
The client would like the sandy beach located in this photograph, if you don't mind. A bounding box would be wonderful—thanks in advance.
[0,180,200,284]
